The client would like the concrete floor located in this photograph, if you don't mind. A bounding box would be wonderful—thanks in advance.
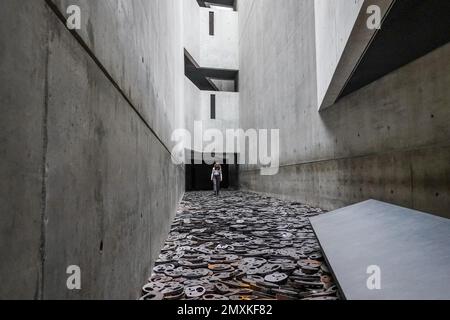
[140,191,339,300]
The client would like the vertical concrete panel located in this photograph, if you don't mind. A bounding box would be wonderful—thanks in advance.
[0,0,48,299]
[200,8,239,69]
[184,78,202,138]
[411,148,450,216]
[314,0,364,108]
[184,0,201,63]
[1,0,185,299]
[40,5,184,300]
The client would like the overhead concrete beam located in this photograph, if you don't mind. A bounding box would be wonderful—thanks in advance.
[316,0,395,111]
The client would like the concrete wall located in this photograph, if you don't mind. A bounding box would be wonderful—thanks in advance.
[50,0,185,149]
[238,0,450,218]
[184,2,239,70]
[315,0,364,109]
[316,0,394,110]
[183,2,240,156]
[0,0,185,299]
[200,7,239,70]
[184,0,201,63]
[201,91,240,142]
[184,78,239,153]
[184,78,202,138]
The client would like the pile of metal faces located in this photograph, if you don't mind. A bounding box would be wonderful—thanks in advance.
[140,191,339,301]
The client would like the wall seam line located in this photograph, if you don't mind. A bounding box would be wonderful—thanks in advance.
[38,25,50,301]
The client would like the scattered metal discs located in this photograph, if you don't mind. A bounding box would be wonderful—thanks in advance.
[139,191,338,301]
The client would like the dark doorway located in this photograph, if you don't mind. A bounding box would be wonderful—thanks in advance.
[186,153,238,191]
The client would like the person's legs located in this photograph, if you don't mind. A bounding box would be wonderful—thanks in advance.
[213,178,218,196]
[216,177,221,196]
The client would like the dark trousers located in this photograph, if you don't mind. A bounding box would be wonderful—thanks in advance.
[213,176,221,195]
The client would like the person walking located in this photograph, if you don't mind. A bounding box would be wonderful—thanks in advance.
[211,162,223,196]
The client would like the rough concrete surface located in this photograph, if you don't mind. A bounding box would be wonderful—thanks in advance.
[0,0,48,300]
[1,0,449,301]
[50,0,185,150]
[238,0,450,218]
[0,0,185,299]
[200,7,239,70]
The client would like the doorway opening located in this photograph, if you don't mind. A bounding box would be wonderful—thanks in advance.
[185,152,239,191]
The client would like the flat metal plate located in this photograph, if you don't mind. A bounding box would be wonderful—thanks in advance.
[310,200,450,300]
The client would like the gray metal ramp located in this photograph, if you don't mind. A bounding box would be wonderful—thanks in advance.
[310,200,450,300]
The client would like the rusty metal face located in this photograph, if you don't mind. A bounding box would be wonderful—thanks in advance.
[153,264,176,274]
[256,264,282,276]
[183,268,212,279]
[139,191,338,301]
[185,286,206,298]
[264,272,289,284]
[158,282,184,298]
[210,272,234,282]
[164,269,183,278]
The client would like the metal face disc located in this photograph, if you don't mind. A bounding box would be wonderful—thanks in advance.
[208,264,234,272]
[241,275,265,284]
[183,268,211,279]
[148,274,173,284]
[210,272,233,282]
[164,269,183,278]
[264,272,288,284]
[238,257,267,270]
[257,264,282,276]
[139,291,164,301]
[161,282,184,297]
[185,286,206,298]
[153,264,176,274]
[215,283,231,294]
[143,282,165,292]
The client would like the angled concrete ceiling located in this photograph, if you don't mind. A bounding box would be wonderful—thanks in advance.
[184,49,239,91]
[339,0,450,99]
[199,68,238,81]
[197,0,236,9]
[317,0,394,111]
[185,51,218,91]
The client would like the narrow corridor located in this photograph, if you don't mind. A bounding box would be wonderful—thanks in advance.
[140,191,339,300]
